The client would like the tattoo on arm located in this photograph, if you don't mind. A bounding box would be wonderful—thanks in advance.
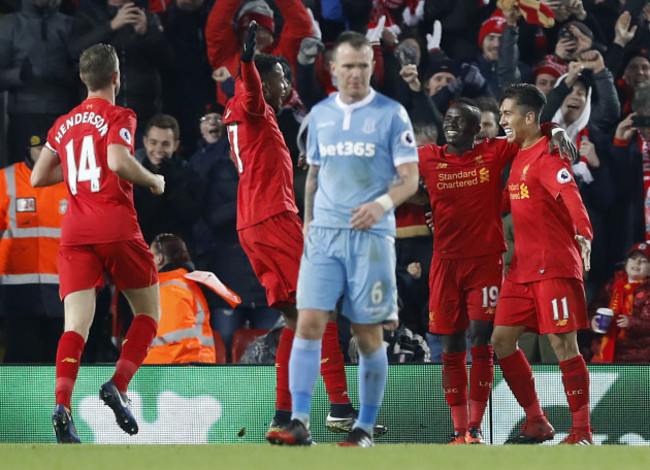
[389,176,406,189]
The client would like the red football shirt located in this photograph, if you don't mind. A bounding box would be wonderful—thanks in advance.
[418,137,517,259]
[506,136,593,283]
[45,97,143,246]
[224,62,298,230]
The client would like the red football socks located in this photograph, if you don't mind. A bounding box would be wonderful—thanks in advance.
[320,321,349,404]
[442,351,469,433]
[55,331,86,410]
[469,345,494,429]
[111,314,158,393]
[560,355,591,431]
[275,327,294,411]
[499,349,544,420]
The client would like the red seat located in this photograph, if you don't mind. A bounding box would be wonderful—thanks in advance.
[231,328,269,363]
[212,330,227,364]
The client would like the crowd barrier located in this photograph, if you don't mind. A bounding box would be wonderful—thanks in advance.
[1,364,648,445]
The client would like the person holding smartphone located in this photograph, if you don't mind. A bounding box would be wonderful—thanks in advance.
[69,1,173,144]
[610,85,650,265]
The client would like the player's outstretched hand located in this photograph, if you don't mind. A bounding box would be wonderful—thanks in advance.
[575,235,591,272]
[151,174,165,195]
[241,20,258,63]
[549,128,579,162]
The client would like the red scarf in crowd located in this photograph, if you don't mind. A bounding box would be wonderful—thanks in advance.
[592,278,642,362]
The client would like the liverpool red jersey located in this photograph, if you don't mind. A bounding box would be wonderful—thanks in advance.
[418,137,517,259]
[224,62,298,230]
[45,97,143,246]
[506,136,593,283]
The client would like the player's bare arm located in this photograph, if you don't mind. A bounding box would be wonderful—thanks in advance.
[31,146,64,187]
[107,143,165,195]
[303,164,319,238]
[350,161,419,231]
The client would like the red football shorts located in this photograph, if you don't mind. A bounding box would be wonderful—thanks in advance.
[428,253,503,335]
[238,211,303,308]
[58,238,158,300]
[494,276,588,334]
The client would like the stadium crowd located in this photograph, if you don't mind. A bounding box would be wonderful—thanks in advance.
[1,0,650,370]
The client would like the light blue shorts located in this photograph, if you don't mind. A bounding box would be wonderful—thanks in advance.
[296,227,398,324]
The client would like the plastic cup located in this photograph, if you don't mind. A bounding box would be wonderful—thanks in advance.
[593,307,614,334]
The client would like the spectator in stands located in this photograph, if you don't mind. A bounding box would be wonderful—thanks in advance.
[143,233,219,364]
[389,37,443,134]
[423,0,491,62]
[188,108,279,359]
[532,55,565,96]
[590,242,650,363]
[541,0,606,51]
[422,51,458,114]
[538,20,594,78]
[609,84,650,266]
[617,48,650,117]
[133,114,204,245]
[69,0,173,143]
[161,0,215,157]
[0,0,77,164]
[295,36,328,111]
[470,6,524,99]
[419,21,484,117]
[474,96,501,140]
[205,0,311,105]
[0,133,67,363]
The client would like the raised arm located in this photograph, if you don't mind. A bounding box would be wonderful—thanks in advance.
[205,0,242,71]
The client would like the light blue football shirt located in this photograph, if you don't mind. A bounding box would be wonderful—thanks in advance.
[306,88,419,237]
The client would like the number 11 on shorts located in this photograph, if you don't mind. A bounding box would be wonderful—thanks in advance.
[551,297,569,320]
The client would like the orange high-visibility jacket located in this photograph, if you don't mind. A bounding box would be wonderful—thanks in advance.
[144,268,216,364]
[0,162,67,285]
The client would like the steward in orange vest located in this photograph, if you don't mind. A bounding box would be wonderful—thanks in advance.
[144,266,217,364]
[112,233,240,364]
[0,134,68,363]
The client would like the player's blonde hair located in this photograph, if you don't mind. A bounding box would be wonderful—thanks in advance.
[79,44,119,92]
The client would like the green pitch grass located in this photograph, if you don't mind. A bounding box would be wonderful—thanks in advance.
[3,444,650,470]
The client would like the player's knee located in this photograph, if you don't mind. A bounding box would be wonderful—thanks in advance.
[490,330,514,357]
[547,333,579,361]
[469,320,493,347]
[63,320,92,341]
[440,332,466,353]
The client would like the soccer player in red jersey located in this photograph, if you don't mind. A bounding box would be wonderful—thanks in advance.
[223,23,380,437]
[419,101,575,444]
[31,44,165,444]
[492,83,594,445]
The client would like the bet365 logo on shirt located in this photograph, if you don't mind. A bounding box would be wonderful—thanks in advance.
[319,142,376,157]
